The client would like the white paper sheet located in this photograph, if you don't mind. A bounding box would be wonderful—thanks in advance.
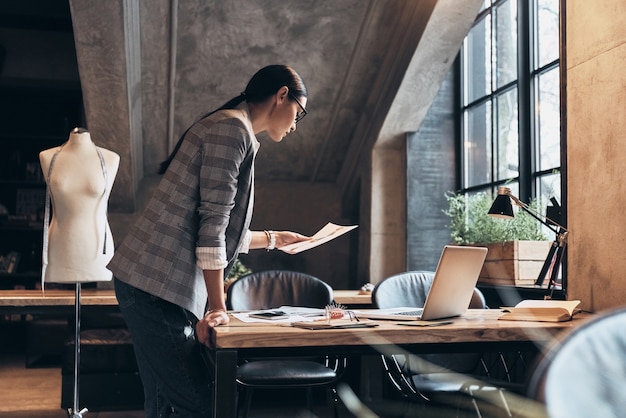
[279,222,358,254]
[232,306,327,323]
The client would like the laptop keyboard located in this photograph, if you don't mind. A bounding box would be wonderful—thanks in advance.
[398,309,423,316]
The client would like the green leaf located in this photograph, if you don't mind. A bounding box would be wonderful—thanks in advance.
[443,191,548,244]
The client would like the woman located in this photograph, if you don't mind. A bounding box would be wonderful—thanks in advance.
[109,64,310,417]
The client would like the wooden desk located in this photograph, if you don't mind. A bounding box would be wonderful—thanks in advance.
[206,310,590,418]
[0,288,370,314]
[0,289,118,315]
[332,290,372,306]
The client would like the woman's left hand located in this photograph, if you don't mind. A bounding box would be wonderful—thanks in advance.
[196,309,229,347]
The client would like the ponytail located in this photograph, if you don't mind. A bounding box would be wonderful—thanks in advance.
[158,93,247,174]
[158,65,307,174]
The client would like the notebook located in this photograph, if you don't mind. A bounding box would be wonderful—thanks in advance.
[355,245,488,321]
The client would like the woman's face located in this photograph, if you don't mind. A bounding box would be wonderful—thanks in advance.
[266,92,307,142]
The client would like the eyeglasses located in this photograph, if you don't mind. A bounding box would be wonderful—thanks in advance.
[289,93,308,123]
[324,304,360,324]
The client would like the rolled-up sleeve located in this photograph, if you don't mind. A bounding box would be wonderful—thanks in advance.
[195,228,250,270]
[196,246,227,270]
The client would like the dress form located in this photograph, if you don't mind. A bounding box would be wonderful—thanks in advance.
[39,128,120,283]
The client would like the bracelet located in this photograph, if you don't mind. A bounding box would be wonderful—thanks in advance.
[264,230,276,251]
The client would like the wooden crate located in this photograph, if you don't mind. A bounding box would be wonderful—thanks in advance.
[477,241,552,287]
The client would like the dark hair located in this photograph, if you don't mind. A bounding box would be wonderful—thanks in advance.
[158,64,307,174]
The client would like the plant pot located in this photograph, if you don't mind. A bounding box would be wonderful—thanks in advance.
[472,241,552,287]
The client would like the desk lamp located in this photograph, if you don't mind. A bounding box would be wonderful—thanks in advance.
[488,186,568,299]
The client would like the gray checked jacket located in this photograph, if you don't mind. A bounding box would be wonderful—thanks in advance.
[109,108,258,319]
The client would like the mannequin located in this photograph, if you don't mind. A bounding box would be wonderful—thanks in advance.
[39,128,120,283]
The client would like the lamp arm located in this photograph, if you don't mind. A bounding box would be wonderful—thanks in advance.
[508,195,568,235]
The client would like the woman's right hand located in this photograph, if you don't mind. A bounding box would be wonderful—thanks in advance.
[195,309,229,346]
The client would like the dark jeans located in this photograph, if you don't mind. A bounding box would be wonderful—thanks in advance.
[114,277,212,418]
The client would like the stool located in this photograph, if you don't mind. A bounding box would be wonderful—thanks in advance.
[25,317,69,367]
[61,328,144,411]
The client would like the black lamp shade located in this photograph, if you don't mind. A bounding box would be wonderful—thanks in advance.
[488,194,514,219]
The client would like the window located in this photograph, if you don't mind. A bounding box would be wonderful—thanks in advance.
[459,0,561,208]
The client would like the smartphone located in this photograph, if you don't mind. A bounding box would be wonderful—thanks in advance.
[248,310,288,320]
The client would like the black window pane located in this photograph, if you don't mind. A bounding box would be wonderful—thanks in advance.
[496,87,519,180]
[495,0,517,88]
[536,0,559,68]
[465,101,492,188]
[465,14,491,104]
[536,67,560,171]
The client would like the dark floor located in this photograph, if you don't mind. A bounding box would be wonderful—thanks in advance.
[0,318,525,418]
[0,318,405,418]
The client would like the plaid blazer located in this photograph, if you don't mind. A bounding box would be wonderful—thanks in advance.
[109,108,258,319]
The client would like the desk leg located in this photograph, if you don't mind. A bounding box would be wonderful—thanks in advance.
[360,354,384,402]
[212,349,238,418]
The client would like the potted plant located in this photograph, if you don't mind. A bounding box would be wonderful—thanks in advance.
[224,258,252,292]
[444,191,551,287]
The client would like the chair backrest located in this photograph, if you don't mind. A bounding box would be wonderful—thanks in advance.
[372,270,487,310]
[226,270,333,311]
[373,271,487,374]
[527,307,626,418]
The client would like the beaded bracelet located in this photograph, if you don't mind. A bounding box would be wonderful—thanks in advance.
[264,230,276,251]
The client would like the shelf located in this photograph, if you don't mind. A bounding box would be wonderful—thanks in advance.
[0,274,40,290]
[0,77,81,91]
[0,272,41,279]
[0,180,45,187]
[0,16,83,292]
[0,224,44,232]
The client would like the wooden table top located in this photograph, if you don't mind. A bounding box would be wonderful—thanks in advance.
[0,288,371,307]
[209,310,591,350]
[333,289,372,305]
[0,288,118,307]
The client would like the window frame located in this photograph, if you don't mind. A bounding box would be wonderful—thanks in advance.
[457,0,562,208]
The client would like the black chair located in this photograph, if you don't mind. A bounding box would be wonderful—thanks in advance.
[372,271,510,416]
[526,307,626,418]
[226,270,345,418]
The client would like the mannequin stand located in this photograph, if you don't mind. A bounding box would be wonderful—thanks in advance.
[67,283,88,418]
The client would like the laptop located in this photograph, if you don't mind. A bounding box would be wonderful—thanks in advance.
[356,245,488,321]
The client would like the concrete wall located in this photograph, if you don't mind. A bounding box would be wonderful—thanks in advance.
[68,0,367,287]
[63,0,511,290]
[366,0,482,283]
[406,71,457,272]
[33,0,626,305]
[243,181,355,290]
[566,1,626,312]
